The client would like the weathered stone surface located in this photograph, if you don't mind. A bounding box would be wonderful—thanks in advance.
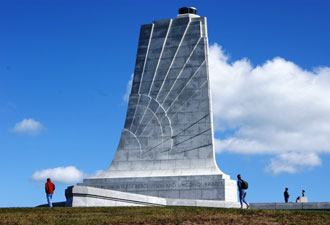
[66,186,240,208]
[66,10,237,207]
[102,14,222,178]
[250,202,330,210]
[78,175,235,201]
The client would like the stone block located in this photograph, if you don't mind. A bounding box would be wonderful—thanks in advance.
[168,25,188,37]
[139,24,153,40]
[152,24,170,38]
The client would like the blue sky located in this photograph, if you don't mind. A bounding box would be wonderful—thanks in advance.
[1,0,330,207]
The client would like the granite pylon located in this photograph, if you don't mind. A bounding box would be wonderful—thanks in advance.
[66,7,238,207]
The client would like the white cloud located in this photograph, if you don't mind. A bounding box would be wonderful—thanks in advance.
[31,166,84,184]
[123,73,134,102]
[209,43,330,173]
[265,152,322,175]
[11,118,45,135]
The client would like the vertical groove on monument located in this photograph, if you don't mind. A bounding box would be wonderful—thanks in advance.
[74,9,238,203]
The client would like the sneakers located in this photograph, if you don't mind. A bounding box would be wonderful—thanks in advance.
[240,204,250,209]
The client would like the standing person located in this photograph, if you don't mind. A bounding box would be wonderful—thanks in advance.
[237,174,249,209]
[45,178,55,207]
[284,187,290,203]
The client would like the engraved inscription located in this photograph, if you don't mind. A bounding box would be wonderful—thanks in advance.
[87,180,223,191]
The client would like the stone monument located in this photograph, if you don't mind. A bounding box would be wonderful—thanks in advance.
[66,7,238,207]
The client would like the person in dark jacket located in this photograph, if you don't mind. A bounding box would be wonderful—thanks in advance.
[284,187,290,203]
[237,174,249,209]
[45,178,55,207]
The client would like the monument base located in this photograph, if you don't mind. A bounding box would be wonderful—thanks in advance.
[65,186,240,208]
[67,174,237,203]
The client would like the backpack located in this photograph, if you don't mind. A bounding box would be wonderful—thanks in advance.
[241,180,248,189]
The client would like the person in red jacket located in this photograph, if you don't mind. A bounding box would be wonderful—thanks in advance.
[45,178,55,207]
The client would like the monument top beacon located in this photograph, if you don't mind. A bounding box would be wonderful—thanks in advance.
[178,7,198,15]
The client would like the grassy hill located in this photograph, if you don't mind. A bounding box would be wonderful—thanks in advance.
[0,206,329,225]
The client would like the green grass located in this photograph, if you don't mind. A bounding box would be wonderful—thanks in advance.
[0,207,330,225]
